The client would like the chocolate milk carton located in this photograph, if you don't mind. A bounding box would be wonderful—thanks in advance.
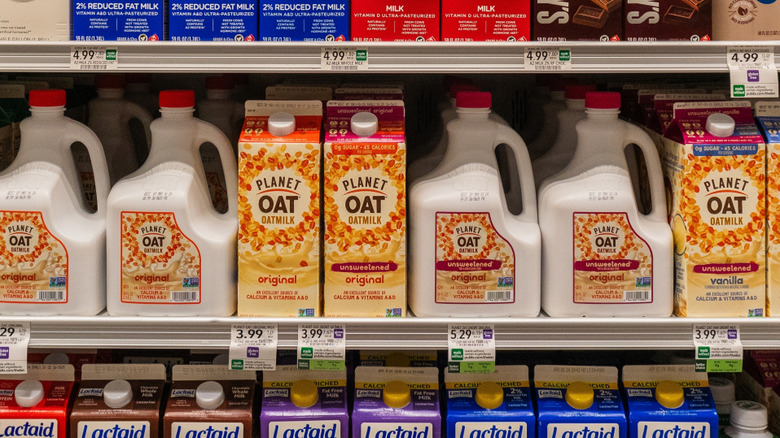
[445,366,535,438]
[0,364,75,438]
[164,366,256,438]
[71,364,167,438]
[661,101,766,317]
[756,102,780,317]
[623,365,718,438]
[353,367,441,438]
[260,366,348,438]
[237,100,323,317]
[534,365,627,438]
[533,0,622,41]
[624,0,712,41]
[713,0,780,41]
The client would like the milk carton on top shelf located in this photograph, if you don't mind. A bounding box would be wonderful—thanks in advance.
[258,0,348,41]
[445,365,535,438]
[169,0,258,41]
[441,0,530,41]
[756,101,780,317]
[0,365,75,438]
[622,365,718,438]
[534,365,626,438]
[260,366,348,438]
[237,100,323,317]
[661,101,766,317]
[0,0,69,41]
[351,0,439,41]
[72,0,165,41]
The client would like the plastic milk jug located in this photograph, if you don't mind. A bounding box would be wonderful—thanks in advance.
[106,90,237,316]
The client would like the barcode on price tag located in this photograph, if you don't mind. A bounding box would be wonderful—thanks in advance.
[448,324,495,373]
[321,48,368,71]
[229,324,278,371]
[70,47,119,70]
[0,322,30,374]
[727,46,778,98]
[524,47,572,71]
[693,324,743,373]
[297,324,346,370]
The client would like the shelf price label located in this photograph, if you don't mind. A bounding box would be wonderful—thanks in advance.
[321,48,368,71]
[0,322,30,374]
[229,324,278,371]
[693,324,742,373]
[70,46,119,71]
[727,46,778,98]
[524,47,572,71]
[297,323,346,370]
[447,324,495,373]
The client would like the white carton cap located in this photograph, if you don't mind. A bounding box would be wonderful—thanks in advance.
[706,113,736,138]
[15,380,44,408]
[43,352,70,365]
[268,112,296,137]
[351,112,378,137]
[196,381,225,410]
[730,400,768,430]
[104,379,133,409]
[709,377,736,406]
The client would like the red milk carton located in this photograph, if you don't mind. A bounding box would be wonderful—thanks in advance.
[442,0,530,41]
[0,365,75,438]
[351,0,439,41]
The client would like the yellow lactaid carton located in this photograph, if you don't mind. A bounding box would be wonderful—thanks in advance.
[756,101,780,316]
[238,100,323,317]
[662,101,766,317]
[323,100,406,317]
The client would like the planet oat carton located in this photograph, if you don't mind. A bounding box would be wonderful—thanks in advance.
[756,101,780,317]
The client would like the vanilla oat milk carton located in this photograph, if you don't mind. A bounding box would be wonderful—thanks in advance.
[756,101,780,317]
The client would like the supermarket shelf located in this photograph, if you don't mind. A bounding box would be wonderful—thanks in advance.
[0,41,777,73]
[4,315,780,350]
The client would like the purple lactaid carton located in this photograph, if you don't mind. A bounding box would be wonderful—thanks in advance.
[352,367,441,438]
[261,365,348,438]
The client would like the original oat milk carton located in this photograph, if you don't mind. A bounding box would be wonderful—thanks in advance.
[661,101,766,317]
[238,100,323,317]
[756,101,780,317]
[323,100,406,317]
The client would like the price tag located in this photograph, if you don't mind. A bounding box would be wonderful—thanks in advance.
[297,324,346,370]
[321,48,368,71]
[229,324,278,371]
[727,46,778,98]
[447,324,495,373]
[524,47,572,71]
[693,324,742,373]
[70,46,119,71]
[0,322,30,374]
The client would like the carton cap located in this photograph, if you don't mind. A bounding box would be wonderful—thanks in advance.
[655,380,684,409]
[706,113,736,137]
[565,382,594,410]
[456,91,491,109]
[475,382,504,410]
[15,380,44,408]
[159,90,194,109]
[205,76,233,91]
[104,379,133,409]
[29,89,66,107]
[383,380,411,408]
[566,84,597,101]
[268,112,296,137]
[96,75,126,90]
[196,381,225,410]
[709,377,736,406]
[43,352,70,365]
[729,401,768,430]
[290,379,318,408]
[585,92,620,110]
[351,111,378,137]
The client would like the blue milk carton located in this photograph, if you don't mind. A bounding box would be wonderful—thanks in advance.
[72,0,165,41]
[622,365,718,438]
[534,365,626,438]
[169,0,258,41]
[258,0,348,41]
[446,365,535,438]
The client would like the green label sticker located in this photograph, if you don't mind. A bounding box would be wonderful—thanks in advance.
[301,347,313,359]
[356,50,368,61]
[106,50,117,61]
[451,349,464,361]
[559,50,571,62]
[458,362,496,373]
[733,85,746,97]
[230,359,244,370]
[298,359,310,370]
[697,359,743,373]
[697,346,711,359]
[308,360,346,371]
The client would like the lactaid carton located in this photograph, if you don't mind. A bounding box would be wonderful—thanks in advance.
[258,0,348,41]
[756,102,780,317]
[0,364,75,438]
[352,367,441,438]
[71,364,167,438]
[350,0,439,41]
[164,366,256,438]
[445,365,535,438]
[622,365,717,438]
[0,0,69,41]
[72,0,165,41]
[534,365,626,438]
[260,366,348,438]
[661,101,766,317]
[169,0,258,41]
[238,100,323,317]
[357,351,439,367]
[323,100,406,317]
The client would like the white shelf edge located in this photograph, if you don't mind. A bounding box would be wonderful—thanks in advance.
[0,41,777,73]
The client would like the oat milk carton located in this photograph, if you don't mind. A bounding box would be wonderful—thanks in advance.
[661,101,766,317]
[323,100,406,317]
[0,365,75,438]
[238,100,323,317]
[756,102,780,316]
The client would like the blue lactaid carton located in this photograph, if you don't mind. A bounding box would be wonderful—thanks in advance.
[258,0,348,41]
[72,0,165,41]
[169,0,258,41]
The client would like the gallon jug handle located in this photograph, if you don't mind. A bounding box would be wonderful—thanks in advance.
[123,101,154,148]
[66,120,110,217]
[626,124,666,222]
[196,121,237,216]
[495,126,538,222]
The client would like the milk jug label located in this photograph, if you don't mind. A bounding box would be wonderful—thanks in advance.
[78,422,151,438]
[120,212,201,304]
[0,420,57,438]
[0,212,68,304]
[434,212,515,304]
[572,213,653,304]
